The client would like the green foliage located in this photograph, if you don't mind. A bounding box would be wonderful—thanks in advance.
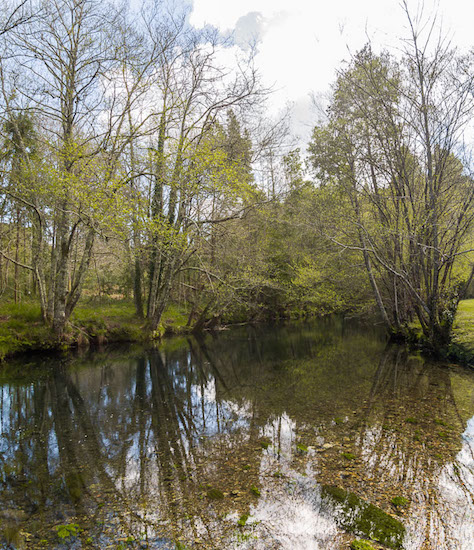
[341,452,357,461]
[0,0,472,355]
[307,42,474,350]
[296,443,309,453]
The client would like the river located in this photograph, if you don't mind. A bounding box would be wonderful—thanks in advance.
[0,317,473,549]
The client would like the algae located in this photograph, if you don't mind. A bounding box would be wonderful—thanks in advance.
[391,496,409,508]
[351,540,376,550]
[250,486,261,497]
[322,485,405,549]
[206,488,224,500]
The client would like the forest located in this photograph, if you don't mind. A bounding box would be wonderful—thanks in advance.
[0,0,473,358]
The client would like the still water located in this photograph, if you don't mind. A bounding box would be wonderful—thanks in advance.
[0,318,473,549]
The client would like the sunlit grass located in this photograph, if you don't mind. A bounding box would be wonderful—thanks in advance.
[72,299,136,324]
[0,300,51,360]
[0,297,191,360]
[453,299,474,350]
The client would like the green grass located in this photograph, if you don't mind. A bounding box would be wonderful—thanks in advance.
[0,301,52,360]
[447,299,474,365]
[406,299,474,364]
[71,300,144,344]
[72,300,190,341]
[0,298,191,361]
[0,301,43,322]
[160,303,189,333]
[453,299,474,351]
[72,299,136,323]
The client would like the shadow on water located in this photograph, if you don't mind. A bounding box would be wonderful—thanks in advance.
[0,317,473,549]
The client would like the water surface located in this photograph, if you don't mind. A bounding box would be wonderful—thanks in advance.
[0,318,473,549]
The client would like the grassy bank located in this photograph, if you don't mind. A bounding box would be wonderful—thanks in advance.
[449,299,474,364]
[0,300,190,361]
[0,299,473,363]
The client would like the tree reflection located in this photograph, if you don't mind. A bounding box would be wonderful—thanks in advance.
[0,323,473,549]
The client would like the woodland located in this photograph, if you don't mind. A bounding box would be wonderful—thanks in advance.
[0,0,473,356]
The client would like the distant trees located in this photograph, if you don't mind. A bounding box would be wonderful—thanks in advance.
[308,7,474,348]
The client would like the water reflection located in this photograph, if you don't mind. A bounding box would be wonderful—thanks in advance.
[0,319,473,549]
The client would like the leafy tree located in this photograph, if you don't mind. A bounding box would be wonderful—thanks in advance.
[308,16,474,348]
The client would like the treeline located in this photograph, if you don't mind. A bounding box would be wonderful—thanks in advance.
[0,0,473,350]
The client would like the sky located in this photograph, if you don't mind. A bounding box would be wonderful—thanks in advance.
[188,0,474,142]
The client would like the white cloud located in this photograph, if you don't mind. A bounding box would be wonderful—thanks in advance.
[189,0,474,141]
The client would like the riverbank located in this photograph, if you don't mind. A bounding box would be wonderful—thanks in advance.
[449,299,474,363]
[0,300,190,361]
[0,299,473,364]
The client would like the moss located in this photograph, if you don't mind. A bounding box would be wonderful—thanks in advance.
[55,523,80,540]
[206,488,224,500]
[405,417,417,424]
[322,485,405,549]
[350,540,376,550]
[341,452,357,461]
[391,496,409,507]
[237,514,249,527]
